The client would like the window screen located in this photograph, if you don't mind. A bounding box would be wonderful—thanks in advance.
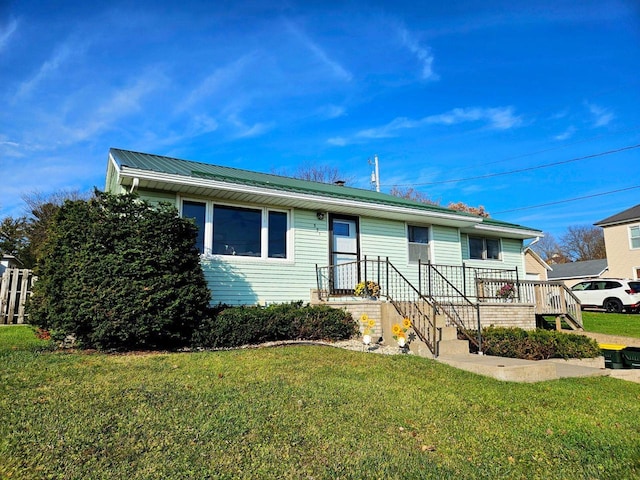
[408,225,429,263]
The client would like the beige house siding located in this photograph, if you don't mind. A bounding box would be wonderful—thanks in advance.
[524,250,548,280]
[603,222,640,279]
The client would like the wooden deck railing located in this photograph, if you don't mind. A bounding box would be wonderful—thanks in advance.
[477,278,583,329]
[0,268,36,325]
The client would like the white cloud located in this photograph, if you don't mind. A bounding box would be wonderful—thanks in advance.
[178,54,255,112]
[227,114,272,139]
[585,102,614,127]
[318,104,346,119]
[554,126,576,141]
[398,26,438,81]
[284,20,353,82]
[327,136,347,146]
[426,107,522,129]
[15,41,87,99]
[355,106,521,139]
[0,18,18,53]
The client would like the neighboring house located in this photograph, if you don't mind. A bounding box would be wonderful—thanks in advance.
[0,255,23,276]
[523,247,551,280]
[105,148,543,306]
[594,204,640,280]
[547,259,608,288]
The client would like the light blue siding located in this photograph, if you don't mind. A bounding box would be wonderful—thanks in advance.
[431,225,462,265]
[137,190,178,207]
[360,217,406,264]
[203,209,329,305]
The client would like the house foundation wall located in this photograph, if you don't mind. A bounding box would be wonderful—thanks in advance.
[478,303,536,330]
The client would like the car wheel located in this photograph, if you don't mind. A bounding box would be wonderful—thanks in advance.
[604,298,623,313]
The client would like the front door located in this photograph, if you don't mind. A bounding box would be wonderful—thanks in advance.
[330,215,359,292]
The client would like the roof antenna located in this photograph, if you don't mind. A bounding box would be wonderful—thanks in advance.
[368,154,380,192]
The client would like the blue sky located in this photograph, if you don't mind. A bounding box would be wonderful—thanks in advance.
[1,0,639,239]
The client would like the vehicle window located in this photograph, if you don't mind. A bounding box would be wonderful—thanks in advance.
[605,281,622,289]
[572,283,590,291]
[628,282,640,292]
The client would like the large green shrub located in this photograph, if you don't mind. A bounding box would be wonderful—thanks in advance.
[474,326,601,360]
[193,302,358,348]
[28,191,211,350]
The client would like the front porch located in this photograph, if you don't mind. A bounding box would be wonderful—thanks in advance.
[314,257,583,357]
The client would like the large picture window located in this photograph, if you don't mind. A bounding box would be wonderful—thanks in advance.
[469,236,501,260]
[213,205,261,256]
[630,225,640,249]
[181,199,289,259]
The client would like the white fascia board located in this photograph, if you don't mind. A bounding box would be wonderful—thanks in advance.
[468,223,542,239]
[118,167,482,227]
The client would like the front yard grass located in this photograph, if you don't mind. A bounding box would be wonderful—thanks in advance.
[1,326,639,479]
[582,311,640,339]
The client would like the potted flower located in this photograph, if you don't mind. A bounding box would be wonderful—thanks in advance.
[392,317,412,350]
[360,313,376,345]
[496,282,516,302]
[354,280,380,299]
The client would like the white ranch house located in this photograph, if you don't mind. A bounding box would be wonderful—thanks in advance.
[106,148,582,355]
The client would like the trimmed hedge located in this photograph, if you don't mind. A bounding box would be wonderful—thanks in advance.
[193,302,358,348]
[470,326,601,360]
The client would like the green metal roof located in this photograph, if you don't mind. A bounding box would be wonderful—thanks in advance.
[109,148,541,234]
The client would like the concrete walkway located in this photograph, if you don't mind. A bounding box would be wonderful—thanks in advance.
[435,331,640,384]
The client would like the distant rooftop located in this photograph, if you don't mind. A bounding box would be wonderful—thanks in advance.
[594,203,640,227]
[548,259,608,280]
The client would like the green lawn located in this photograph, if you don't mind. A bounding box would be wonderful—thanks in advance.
[1,326,639,479]
[582,311,640,339]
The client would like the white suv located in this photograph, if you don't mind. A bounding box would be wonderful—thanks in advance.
[571,279,640,313]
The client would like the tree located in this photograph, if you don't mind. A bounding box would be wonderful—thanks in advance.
[389,186,490,217]
[28,191,211,350]
[388,186,438,205]
[22,190,91,264]
[0,216,31,265]
[274,163,354,185]
[446,201,490,218]
[560,225,606,262]
[529,233,569,264]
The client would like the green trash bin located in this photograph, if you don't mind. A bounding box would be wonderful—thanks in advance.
[622,347,640,369]
[600,344,626,369]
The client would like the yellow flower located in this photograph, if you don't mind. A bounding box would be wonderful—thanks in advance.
[402,317,411,329]
[396,331,406,339]
[391,324,402,335]
[367,318,376,328]
[360,313,369,322]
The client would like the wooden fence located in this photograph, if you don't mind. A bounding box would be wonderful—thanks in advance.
[0,268,36,325]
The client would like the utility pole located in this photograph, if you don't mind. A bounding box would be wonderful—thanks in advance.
[369,154,380,192]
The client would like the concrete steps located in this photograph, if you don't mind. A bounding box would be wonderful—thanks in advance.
[436,319,470,356]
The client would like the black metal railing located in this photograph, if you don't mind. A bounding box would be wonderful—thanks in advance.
[316,257,488,354]
[419,261,519,301]
[424,264,481,349]
[316,256,436,352]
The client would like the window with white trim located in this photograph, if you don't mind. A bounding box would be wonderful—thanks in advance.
[469,236,501,260]
[407,225,430,263]
[630,225,640,249]
[181,199,289,259]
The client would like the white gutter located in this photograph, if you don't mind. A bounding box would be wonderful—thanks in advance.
[118,166,484,227]
[468,223,542,239]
